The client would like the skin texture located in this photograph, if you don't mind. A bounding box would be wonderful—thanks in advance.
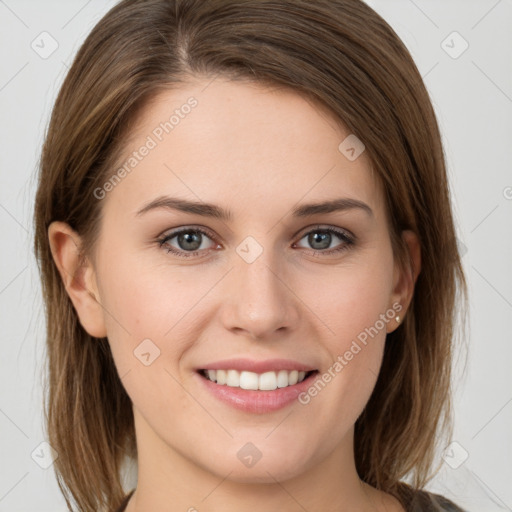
[49,78,420,512]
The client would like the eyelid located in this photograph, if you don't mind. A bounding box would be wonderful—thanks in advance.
[158,224,218,241]
[293,224,356,245]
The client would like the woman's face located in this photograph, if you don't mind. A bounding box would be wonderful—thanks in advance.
[72,78,412,484]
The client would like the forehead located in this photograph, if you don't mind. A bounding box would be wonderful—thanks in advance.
[103,77,383,221]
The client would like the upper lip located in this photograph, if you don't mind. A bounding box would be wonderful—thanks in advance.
[198,358,317,373]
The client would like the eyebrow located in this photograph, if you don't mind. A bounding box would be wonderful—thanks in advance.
[135,196,373,220]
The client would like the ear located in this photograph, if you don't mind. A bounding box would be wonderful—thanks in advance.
[386,230,421,333]
[47,221,107,338]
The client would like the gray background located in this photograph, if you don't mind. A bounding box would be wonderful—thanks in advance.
[1,0,511,510]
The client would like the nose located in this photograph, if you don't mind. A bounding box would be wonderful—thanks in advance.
[219,247,301,340]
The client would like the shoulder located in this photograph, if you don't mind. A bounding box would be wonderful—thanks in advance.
[398,485,466,512]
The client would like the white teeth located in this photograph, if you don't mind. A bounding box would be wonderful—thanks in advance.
[216,369,227,385]
[259,371,277,390]
[240,371,259,390]
[276,370,289,388]
[202,369,311,389]
[226,369,240,387]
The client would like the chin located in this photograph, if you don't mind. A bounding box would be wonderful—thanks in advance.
[196,444,316,484]
[215,462,307,484]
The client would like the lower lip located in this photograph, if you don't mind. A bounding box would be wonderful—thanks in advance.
[196,371,318,414]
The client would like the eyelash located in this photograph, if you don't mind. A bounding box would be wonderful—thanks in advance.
[157,225,355,259]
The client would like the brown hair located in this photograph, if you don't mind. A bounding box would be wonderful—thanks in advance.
[33,0,467,510]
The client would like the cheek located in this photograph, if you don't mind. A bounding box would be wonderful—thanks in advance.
[96,260,200,420]
[95,254,202,370]
[307,247,395,347]
[298,247,395,414]
[98,242,213,325]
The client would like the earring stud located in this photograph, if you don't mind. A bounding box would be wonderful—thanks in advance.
[396,315,401,324]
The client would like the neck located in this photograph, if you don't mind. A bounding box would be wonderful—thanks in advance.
[125,408,400,512]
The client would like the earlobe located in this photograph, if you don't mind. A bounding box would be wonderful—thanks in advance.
[387,230,421,333]
[47,221,107,338]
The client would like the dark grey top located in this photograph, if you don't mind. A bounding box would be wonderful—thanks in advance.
[401,487,465,511]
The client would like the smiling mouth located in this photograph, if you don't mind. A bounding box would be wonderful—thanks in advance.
[198,369,318,391]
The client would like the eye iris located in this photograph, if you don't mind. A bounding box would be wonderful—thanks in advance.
[178,231,202,251]
[309,231,331,250]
